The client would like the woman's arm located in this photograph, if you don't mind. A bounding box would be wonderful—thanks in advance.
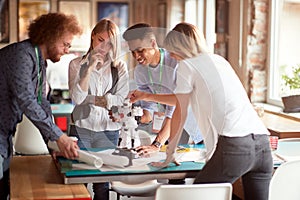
[129,90,177,106]
[151,93,190,168]
[104,61,129,109]
[68,58,89,105]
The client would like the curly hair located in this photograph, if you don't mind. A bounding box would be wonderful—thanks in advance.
[28,12,82,45]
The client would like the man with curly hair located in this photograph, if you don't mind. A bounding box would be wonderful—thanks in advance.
[0,13,82,199]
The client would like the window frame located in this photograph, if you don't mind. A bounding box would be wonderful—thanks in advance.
[267,0,281,107]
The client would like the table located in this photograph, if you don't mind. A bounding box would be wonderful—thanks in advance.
[51,103,74,133]
[261,111,300,138]
[57,145,205,184]
[10,155,91,200]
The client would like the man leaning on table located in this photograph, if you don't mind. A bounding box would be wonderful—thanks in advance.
[122,23,203,157]
[0,13,82,199]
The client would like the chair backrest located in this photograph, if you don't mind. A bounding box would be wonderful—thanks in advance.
[275,138,300,161]
[269,160,300,200]
[155,183,232,200]
[13,115,49,155]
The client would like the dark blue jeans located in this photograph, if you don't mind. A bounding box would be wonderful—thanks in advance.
[194,134,273,200]
[69,125,119,200]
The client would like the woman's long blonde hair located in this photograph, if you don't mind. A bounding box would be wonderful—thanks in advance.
[164,22,209,59]
[84,18,121,65]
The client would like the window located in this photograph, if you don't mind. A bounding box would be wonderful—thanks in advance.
[268,0,300,106]
[184,0,216,52]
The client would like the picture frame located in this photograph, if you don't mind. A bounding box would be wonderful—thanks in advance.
[216,0,228,33]
[0,0,9,43]
[18,0,50,41]
[97,1,131,73]
[97,2,129,34]
[58,0,91,51]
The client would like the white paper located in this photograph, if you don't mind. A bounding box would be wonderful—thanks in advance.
[70,149,206,171]
[175,148,206,163]
[92,149,130,168]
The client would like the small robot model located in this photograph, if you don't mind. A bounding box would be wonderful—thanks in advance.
[111,98,143,148]
[111,98,143,166]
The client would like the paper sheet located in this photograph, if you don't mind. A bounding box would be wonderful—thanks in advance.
[71,148,206,171]
[72,150,166,171]
[175,148,206,163]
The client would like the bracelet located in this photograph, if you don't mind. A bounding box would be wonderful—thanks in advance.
[152,140,162,148]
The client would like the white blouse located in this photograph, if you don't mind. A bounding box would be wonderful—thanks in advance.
[69,56,129,131]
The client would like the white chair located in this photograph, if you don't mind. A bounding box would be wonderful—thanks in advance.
[269,160,300,200]
[155,183,232,200]
[275,138,300,161]
[110,130,161,200]
[13,114,49,155]
[111,179,162,200]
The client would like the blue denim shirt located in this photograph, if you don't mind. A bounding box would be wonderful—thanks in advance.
[133,49,203,143]
[0,40,63,158]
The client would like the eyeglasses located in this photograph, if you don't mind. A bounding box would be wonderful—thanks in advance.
[63,42,72,49]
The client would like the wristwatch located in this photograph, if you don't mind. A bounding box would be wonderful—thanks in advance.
[152,140,162,148]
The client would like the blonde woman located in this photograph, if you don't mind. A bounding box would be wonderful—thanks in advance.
[129,22,273,200]
[68,19,129,200]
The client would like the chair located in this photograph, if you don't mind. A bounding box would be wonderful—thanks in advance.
[13,114,49,155]
[269,160,300,200]
[155,183,232,200]
[110,129,161,200]
[275,138,300,161]
[111,179,162,200]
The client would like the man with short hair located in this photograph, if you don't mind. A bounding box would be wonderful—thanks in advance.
[123,23,202,158]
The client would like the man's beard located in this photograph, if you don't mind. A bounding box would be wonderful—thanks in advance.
[47,45,61,63]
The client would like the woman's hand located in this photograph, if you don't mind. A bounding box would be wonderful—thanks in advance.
[88,50,105,70]
[151,140,181,168]
[95,96,107,108]
[151,153,180,168]
[128,90,148,103]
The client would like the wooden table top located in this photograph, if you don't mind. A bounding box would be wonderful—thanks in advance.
[261,111,300,138]
[10,155,91,200]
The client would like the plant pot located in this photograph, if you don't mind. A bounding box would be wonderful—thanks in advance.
[281,95,300,113]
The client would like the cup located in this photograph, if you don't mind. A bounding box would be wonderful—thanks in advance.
[269,136,279,150]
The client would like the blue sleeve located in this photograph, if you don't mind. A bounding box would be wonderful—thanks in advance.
[7,45,62,141]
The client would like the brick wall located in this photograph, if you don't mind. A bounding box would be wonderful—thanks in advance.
[248,0,269,102]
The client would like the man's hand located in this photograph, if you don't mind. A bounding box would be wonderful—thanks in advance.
[135,144,160,157]
[56,134,79,159]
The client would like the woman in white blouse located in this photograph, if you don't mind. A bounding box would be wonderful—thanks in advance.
[129,22,273,200]
[68,19,129,200]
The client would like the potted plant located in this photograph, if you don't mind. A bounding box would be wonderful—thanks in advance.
[281,64,300,112]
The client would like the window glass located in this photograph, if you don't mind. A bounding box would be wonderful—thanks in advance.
[268,0,300,105]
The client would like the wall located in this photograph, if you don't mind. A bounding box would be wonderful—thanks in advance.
[247,0,269,102]
[2,0,270,101]
[215,0,269,102]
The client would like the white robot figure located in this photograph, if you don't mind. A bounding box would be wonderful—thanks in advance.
[111,98,143,149]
